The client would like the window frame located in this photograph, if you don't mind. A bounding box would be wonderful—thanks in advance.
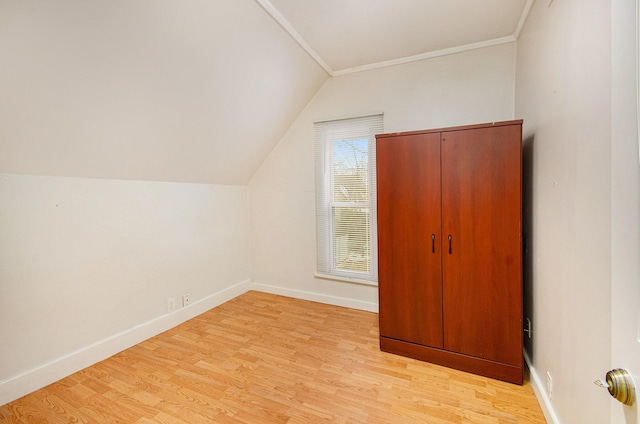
[314,114,382,285]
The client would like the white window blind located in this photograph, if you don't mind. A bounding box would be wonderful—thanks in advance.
[315,114,383,283]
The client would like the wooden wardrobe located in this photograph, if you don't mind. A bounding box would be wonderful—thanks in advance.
[376,120,523,384]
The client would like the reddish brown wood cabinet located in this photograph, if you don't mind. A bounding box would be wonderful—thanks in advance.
[376,120,523,384]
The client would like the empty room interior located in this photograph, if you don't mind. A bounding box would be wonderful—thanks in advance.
[1,1,639,423]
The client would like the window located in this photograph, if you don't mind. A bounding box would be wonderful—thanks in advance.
[314,114,383,284]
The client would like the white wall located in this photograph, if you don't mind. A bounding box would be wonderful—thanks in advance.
[0,174,251,405]
[249,43,517,310]
[515,0,613,422]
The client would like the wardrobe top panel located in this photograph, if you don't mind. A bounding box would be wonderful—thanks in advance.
[376,119,523,140]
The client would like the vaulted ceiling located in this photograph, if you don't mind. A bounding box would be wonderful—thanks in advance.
[0,0,531,185]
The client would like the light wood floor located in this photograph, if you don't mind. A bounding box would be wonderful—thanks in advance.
[0,291,546,423]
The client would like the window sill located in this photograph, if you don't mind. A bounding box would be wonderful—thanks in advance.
[314,272,378,287]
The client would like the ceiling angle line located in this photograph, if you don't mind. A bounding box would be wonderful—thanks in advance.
[331,36,517,77]
[514,0,536,39]
[253,0,335,76]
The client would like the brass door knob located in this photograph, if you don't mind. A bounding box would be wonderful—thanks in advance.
[594,368,636,406]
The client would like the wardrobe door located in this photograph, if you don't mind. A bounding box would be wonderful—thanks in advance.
[377,133,443,348]
[441,125,522,366]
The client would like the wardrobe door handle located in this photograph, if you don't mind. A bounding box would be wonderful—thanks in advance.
[448,235,452,254]
[431,234,435,253]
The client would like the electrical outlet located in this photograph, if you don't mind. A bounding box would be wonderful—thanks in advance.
[182,293,190,307]
[546,372,553,399]
[167,298,175,313]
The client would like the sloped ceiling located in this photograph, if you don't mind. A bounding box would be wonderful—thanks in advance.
[0,0,531,185]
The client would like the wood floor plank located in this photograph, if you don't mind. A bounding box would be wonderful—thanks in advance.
[0,291,546,423]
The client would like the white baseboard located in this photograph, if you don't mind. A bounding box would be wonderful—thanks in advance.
[524,350,561,424]
[0,279,252,406]
[1,280,377,406]
[6,281,551,424]
[250,282,378,312]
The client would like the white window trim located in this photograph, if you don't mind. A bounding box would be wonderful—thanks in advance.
[314,272,379,287]
[314,114,383,285]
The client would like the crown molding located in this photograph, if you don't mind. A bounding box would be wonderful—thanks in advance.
[255,0,535,78]
[332,36,517,77]
[514,0,536,39]
[254,0,335,76]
